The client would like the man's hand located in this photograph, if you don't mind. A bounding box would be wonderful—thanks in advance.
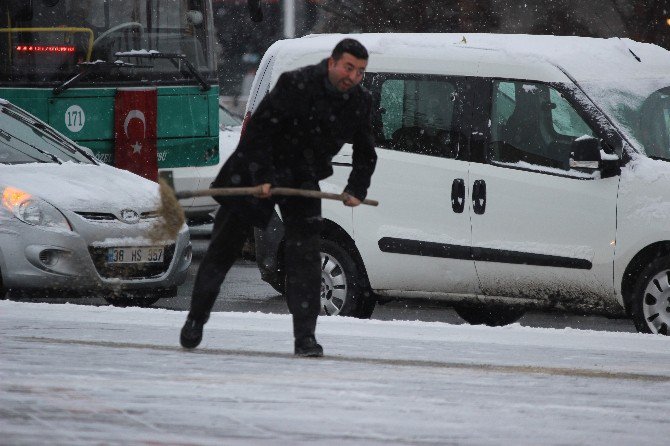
[342,192,361,207]
[255,183,272,199]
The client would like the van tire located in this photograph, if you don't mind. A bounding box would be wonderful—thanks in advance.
[631,256,670,335]
[454,303,525,327]
[319,239,375,319]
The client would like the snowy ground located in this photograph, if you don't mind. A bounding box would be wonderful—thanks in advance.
[1,301,669,445]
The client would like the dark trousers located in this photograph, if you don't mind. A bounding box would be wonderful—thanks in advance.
[188,196,322,340]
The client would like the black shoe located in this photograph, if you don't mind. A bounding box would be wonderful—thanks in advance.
[294,336,323,357]
[180,318,204,349]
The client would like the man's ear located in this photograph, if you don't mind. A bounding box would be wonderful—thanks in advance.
[327,57,335,70]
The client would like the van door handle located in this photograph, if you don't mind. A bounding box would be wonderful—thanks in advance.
[472,179,486,215]
[451,178,465,213]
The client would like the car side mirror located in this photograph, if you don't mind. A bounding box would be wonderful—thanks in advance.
[569,136,601,170]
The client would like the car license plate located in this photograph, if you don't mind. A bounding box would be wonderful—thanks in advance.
[106,247,164,264]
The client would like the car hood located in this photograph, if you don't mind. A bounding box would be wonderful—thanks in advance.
[0,162,159,212]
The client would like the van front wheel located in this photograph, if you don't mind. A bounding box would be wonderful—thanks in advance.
[319,239,375,319]
[454,303,525,327]
[631,257,670,335]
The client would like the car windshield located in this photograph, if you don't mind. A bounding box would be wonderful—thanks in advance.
[0,101,94,165]
[581,78,670,160]
[0,0,215,84]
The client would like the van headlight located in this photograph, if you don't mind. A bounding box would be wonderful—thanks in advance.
[1,186,71,231]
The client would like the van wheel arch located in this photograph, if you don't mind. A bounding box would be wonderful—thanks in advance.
[320,219,376,318]
[621,242,670,315]
[320,220,368,282]
[276,219,376,318]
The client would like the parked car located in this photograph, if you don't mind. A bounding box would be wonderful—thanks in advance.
[159,102,242,223]
[253,33,670,335]
[0,99,191,306]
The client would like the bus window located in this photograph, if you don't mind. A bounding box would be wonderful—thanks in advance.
[0,0,217,83]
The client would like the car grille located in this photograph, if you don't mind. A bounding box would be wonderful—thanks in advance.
[76,211,160,222]
[140,211,160,220]
[88,244,176,279]
[77,212,116,221]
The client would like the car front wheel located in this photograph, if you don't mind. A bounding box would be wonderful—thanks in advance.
[631,256,670,335]
[319,239,375,318]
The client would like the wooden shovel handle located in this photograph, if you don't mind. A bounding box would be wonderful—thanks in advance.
[175,186,379,207]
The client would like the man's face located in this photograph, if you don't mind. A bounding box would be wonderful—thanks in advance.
[327,53,368,92]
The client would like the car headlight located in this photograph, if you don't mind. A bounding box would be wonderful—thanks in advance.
[1,186,71,231]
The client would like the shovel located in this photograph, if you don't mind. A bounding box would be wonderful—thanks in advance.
[150,179,378,242]
[175,186,379,206]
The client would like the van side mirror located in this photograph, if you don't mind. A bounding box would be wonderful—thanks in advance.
[569,136,601,170]
[248,0,263,22]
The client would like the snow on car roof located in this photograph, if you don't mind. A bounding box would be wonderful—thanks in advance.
[267,33,670,84]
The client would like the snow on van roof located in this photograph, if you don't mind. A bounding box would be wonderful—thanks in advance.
[267,33,670,83]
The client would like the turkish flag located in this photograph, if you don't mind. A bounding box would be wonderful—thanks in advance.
[114,88,158,182]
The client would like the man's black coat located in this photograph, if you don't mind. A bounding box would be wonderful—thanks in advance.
[212,59,377,227]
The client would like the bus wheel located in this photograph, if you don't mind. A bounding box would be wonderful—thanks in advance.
[631,256,670,335]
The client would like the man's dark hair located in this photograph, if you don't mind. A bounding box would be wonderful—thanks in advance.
[331,38,369,61]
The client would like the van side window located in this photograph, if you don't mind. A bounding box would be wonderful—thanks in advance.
[489,81,595,171]
[374,77,459,158]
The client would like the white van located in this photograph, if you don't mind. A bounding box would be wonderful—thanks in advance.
[253,33,670,335]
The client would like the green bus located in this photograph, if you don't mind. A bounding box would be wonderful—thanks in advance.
[0,0,222,195]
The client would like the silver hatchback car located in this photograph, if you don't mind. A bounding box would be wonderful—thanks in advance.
[0,99,191,306]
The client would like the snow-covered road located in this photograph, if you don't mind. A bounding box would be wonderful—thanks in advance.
[1,300,669,445]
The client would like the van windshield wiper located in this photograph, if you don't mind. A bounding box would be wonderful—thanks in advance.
[115,50,210,91]
[53,60,150,95]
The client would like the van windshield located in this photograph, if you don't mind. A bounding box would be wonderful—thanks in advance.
[581,79,670,160]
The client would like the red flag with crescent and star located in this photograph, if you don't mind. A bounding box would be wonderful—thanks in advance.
[114,88,158,182]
